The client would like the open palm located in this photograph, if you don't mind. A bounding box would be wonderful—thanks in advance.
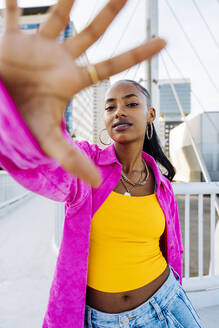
[0,0,165,187]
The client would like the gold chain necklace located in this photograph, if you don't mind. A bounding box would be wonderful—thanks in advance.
[120,177,137,196]
[120,160,150,196]
[121,160,149,187]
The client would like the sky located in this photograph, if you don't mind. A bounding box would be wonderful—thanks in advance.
[0,0,218,115]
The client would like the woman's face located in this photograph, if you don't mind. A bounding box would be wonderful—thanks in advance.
[104,81,155,144]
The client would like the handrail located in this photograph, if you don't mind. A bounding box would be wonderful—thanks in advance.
[0,193,32,217]
[172,182,219,194]
[0,170,30,205]
[0,192,31,209]
[0,170,7,175]
[183,275,219,292]
[173,182,219,217]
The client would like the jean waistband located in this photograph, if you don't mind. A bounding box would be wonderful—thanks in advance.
[85,265,181,324]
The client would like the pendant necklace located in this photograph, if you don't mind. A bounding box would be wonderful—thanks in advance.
[120,177,136,196]
[120,160,150,196]
[121,159,149,186]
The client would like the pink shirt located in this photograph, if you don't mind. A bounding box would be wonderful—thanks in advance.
[0,79,184,328]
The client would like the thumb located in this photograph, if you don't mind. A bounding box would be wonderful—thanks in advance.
[41,127,102,188]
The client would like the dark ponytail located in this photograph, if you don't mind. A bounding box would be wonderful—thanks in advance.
[120,80,175,181]
[143,123,175,181]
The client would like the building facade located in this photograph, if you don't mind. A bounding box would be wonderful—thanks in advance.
[58,21,74,136]
[71,80,110,145]
[92,80,111,148]
[169,111,219,182]
[0,6,52,33]
[0,5,74,136]
[159,79,191,155]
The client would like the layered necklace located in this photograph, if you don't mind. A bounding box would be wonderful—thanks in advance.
[120,159,149,196]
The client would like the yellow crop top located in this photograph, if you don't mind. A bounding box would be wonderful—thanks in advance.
[87,191,167,292]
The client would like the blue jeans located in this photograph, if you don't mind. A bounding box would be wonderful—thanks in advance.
[84,265,205,327]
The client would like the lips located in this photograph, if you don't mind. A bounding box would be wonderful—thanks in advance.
[112,119,132,128]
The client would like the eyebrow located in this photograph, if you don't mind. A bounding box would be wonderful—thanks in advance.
[105,94,138,103]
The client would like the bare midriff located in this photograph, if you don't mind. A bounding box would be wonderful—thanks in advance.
[86,265,170,313]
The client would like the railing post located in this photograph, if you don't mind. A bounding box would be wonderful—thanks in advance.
[209,193,216,276]
[185,193,190,278]
[198,194,203,277]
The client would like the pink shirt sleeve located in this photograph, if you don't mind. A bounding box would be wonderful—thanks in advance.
[0,78,92,202]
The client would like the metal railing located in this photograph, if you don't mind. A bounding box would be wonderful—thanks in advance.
[0,171,31,216]
[1,170,218,308]
[173,183,219,276]
[173,182,219,308]
[54,183,219,279]
[54,182,219,308]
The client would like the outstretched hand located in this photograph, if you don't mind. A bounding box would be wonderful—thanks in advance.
[0,0,166,187]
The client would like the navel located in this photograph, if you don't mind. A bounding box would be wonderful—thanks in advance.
[123,295,130,301]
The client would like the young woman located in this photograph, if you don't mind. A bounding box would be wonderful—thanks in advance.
[83,79,204,328]
[0,0,205,327]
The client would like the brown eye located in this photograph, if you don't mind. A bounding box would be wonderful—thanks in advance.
[105,106,115,111]
[127,103,138,107]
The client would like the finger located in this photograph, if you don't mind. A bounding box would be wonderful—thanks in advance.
[42,128,101,188]
[64,0,127,58]
[39,0,75,39]
[5,0,20,31]
[80,38,166,87]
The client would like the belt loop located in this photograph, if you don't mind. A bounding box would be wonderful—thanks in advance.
[169,264,180,281]
[87,307,92,327]
[150,298,165,321]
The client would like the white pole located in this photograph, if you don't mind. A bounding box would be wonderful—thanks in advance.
[145,0,160,134]
[145,0,151,94]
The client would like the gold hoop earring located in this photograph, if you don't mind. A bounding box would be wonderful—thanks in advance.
[146,123,153,140]
[99,128,112,146]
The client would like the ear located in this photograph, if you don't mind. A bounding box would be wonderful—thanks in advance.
[147,107,156,124]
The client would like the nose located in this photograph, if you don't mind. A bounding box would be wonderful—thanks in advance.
[115,104,127,118]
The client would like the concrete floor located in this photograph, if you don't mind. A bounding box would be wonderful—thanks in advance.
[0,196,57,328]
[197,306,219,328]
